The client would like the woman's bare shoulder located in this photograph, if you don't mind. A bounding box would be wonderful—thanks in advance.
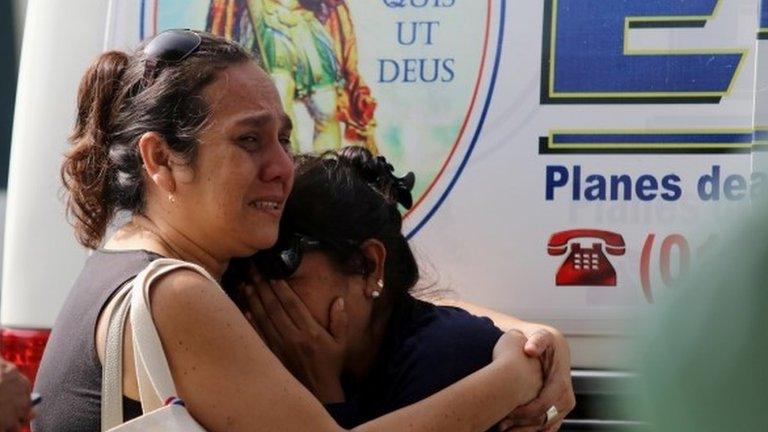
[148,266,232,316]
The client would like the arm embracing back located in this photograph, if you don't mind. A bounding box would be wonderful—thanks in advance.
[435,300,530,332]
[352,355,529,432]
[149,271,531,432]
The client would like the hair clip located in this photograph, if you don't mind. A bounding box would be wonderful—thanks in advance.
[393,171,415,209]
[363,156,415,209]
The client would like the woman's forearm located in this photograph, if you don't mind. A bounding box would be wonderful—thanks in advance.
[352,355,529,432]
[435,299,556,335]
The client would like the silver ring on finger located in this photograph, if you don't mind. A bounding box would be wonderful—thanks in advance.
[545,405,559,424]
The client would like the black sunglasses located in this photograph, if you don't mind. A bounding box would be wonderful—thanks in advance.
[142,29,202,86]
[253,233,358,280]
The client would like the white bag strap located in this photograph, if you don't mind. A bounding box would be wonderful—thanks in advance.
[101,279,136,431]
[129,258,218,413]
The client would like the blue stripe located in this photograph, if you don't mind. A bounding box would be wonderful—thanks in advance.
[756,130,768,142]
[140,0,146,40]
[762,0,768,29]
[553,133,753,145]
[553,0,739,95]
[407,0,506,239]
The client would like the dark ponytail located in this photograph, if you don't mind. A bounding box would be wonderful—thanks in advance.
[61,31,252,249]
[62,51,129,249]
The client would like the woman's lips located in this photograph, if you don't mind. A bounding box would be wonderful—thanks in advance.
[248,199,283,217]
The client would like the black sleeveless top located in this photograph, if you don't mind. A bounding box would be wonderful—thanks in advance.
[32,249,163,431]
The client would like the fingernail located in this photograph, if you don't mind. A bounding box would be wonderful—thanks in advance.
[335,298,345,311]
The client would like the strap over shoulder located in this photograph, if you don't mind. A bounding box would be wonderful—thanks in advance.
[101,258,221,431]
[130,258,220,412]
[102,279,134,431]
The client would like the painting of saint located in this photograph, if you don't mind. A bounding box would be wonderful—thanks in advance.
[207,0,378,153]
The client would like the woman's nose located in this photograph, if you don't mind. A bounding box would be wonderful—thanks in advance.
[260,141,295,185]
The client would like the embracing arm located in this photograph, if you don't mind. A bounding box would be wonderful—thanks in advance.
[436,299,576,431]
[437,300,556,334]
[148,271,544,432]
[353,338,536,432]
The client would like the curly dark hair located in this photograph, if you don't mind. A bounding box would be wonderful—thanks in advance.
[62,31,252,249]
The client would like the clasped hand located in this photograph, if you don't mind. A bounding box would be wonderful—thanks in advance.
[498,328,575,431]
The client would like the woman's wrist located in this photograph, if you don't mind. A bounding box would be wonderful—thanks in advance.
[489,354,533,406]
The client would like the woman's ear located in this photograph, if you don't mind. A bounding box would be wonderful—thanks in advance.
[138,132,177,194]
[360,239,386,298]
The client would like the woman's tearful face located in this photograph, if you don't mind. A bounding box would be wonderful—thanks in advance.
[175,62,295,256]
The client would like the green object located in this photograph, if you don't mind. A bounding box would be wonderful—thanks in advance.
[254,0,340,98]
[634,203,768,431]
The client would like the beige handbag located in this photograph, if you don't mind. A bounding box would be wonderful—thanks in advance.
[101,258,217,431]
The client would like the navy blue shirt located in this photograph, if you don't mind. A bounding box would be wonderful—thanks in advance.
[325,297,503,429]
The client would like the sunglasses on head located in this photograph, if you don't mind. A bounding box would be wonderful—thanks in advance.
[142,29,202,86]
[252,233,359,280]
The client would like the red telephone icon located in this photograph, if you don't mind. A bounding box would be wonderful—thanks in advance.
[547,229,626,286]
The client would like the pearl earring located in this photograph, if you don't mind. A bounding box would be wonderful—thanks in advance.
[371,278,384,299]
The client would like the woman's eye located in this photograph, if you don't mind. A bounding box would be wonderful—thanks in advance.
[238,136,262,152]
[279,136,292,150]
